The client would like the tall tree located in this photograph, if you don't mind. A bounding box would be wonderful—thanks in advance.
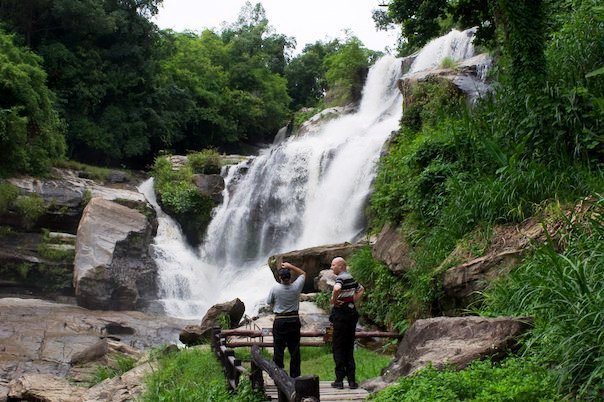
[0,29,65,175]
[0,0,166,166]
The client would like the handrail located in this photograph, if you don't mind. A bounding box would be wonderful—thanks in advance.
[211,326,402,400]
[211,327,246,391]
[251,344,319,402]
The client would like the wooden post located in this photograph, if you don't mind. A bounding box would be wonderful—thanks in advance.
[250,360,264,391]
[294,375,320,402]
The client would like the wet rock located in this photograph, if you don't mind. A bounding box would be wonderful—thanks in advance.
[192,174,225,204]
[269,242,367,293]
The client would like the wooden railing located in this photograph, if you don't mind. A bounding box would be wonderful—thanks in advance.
[211,326,402,401]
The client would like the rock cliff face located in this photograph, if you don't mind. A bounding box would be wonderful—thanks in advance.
[74,197,158,311]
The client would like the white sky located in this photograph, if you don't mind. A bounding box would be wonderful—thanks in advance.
[154,0,399,54]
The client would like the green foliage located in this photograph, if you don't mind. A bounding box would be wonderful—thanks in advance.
[349,247,409,329]
[324,37,375,106]
[1,0,165,167]
[370,357,561,401]
[91,354,137,385]
[12,194,45,229]
[187,149,222,175]
[285,40,339,109]
[153,155,214,245]
[37,229,75,262]
[481,196,604,398]
[216,313,231,330]
[439,56,457,69]
[53,160,116,182]
[314,291,331,311]
[0,182,19,214]
[0,28,65,176]
[143,347,264,402]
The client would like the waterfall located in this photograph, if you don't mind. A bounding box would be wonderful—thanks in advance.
[140,28,478,320]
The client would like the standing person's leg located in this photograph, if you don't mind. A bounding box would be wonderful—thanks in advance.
[285,318,302,378]
[331,320,346,386]
[344,319,358,386]
[273,319,286,369]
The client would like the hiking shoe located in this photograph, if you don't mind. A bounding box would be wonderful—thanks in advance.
[348,381,359,389]
[331,381,344,389]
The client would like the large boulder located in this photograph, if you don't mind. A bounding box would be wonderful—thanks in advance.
[364,316,532,392]
[269,242,367,293]
[82,361,155,402]
[180,298,245,346]
[74,197,158,311]
[372,223,415,274]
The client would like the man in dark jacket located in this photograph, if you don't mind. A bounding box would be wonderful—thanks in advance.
[329,257,364,389]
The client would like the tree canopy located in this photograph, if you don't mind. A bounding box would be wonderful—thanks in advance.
[0,29,65,176]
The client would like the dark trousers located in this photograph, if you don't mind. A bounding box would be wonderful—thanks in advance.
[331,308,359,382]
[273,317,302,378]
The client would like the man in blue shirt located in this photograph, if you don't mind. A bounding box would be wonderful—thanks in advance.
[329,257,365,389]
[267,261,306,377]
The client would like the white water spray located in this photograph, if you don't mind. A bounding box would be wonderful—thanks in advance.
[142,29,478,320]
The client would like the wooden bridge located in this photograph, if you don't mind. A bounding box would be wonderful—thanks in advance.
[211,326,401,401]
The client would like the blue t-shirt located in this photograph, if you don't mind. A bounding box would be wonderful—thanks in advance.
[267,275,305,313]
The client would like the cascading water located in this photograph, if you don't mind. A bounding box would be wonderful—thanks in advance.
[141,28,478,320]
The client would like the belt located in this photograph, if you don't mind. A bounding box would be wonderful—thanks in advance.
[274,311,299,318]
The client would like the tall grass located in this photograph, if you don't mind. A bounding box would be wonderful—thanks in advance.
[143,348,263,402]
[370,357,560,401]
[481,195,604,398]
[281,345,392,382]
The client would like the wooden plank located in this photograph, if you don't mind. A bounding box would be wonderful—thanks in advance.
[264,379,369,401]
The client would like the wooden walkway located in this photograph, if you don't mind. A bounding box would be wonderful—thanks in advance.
[264,378,369,401]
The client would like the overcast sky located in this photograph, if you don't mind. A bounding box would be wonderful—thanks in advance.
[153,0,399,53]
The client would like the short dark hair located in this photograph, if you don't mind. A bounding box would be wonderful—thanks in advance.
[278,268,291,279]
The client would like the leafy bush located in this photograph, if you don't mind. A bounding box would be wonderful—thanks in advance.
[481,196,604,398]
[370,357,560,401]
[0,182,19,214]
[187,149,222,175]
[153,155,214,245]
[12,194,45,229]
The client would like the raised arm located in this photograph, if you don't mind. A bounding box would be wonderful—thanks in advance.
[281,261,305,277]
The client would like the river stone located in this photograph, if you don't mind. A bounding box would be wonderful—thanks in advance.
[74,197,158,311]
[269,242,367,293]
[372,223,415,274]
[363,316,532,392]
[180,298,245,345]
